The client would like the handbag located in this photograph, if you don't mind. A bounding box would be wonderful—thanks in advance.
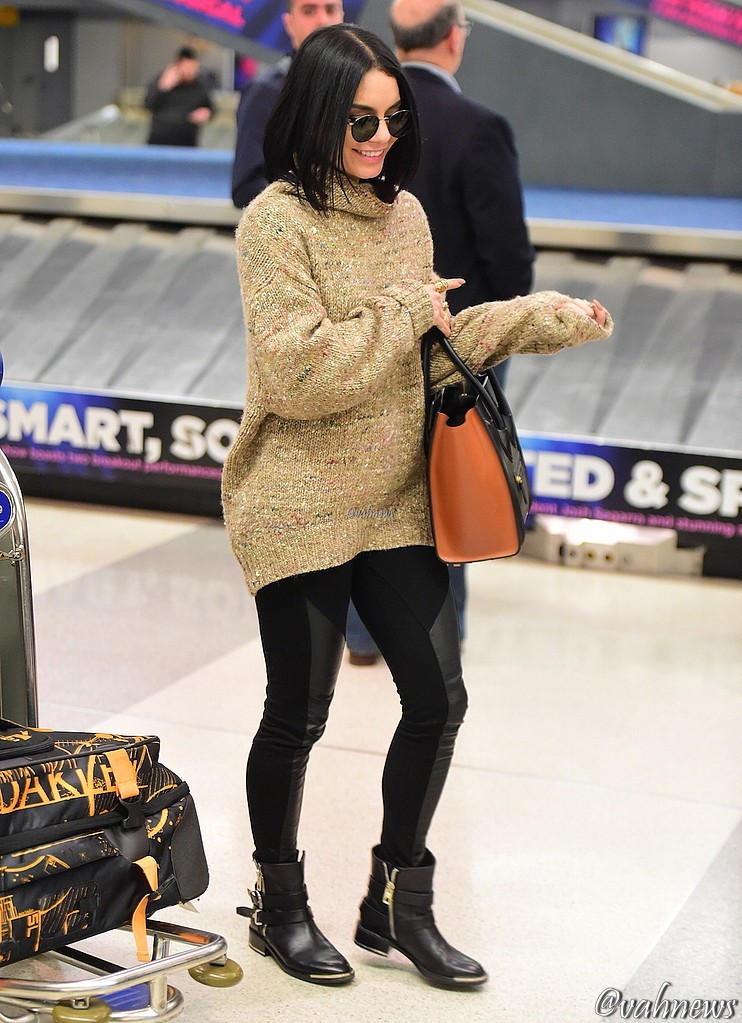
[422,329,531,563]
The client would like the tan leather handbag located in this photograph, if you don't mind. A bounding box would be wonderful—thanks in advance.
[423,330,531,563]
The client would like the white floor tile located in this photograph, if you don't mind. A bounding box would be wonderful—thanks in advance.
[25,499,206,592]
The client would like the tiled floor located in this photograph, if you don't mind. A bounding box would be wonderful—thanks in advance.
[5,497,741,1022]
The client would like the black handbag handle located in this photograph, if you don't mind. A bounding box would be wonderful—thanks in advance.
[423,328,515,420]
[422,328,517,460]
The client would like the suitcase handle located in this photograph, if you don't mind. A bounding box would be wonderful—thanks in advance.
[0,718,54,759]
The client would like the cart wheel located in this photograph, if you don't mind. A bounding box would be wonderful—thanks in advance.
[189,958,243,987]
[52,999,112,1023]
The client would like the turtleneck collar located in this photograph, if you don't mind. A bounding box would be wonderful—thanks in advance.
[274,178,394,219]
[327,179,394,218]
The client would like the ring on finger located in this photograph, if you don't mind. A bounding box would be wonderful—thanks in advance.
[433,278,448,294]
[442,300,449,311]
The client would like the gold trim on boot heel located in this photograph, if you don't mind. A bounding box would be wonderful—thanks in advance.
[354,923,390,957]
[249,929,269,956]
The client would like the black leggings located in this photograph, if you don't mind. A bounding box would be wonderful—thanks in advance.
[249,545,467,868]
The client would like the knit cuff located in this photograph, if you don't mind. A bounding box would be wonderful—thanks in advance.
[383,283,435,339]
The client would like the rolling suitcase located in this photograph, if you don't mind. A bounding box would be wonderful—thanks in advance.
[0,721,209,967]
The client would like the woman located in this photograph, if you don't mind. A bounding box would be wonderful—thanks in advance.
[223,24,612,990]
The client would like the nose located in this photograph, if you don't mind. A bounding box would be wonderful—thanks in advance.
[316,8,336,25]
[372,118,393,144]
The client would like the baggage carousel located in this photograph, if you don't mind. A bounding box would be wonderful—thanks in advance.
[0,141,740,578]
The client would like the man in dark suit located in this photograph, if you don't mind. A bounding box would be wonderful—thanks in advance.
[232,0,344,207]
[391,0,534,317]
[345,0,534,664]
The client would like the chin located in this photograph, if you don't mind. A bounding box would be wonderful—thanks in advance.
[351,163,385,180]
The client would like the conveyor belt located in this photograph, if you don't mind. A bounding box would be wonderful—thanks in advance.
[0,215,739,455]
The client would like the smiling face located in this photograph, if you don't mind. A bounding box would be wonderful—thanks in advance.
[342,68,402,182]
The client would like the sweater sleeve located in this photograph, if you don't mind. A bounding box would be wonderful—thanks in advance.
[427,290,614,388]
[237,199,435,420]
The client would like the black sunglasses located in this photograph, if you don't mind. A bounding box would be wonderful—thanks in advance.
[347,109,411,144]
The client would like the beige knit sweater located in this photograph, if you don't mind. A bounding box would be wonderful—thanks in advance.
[222,180,612,593]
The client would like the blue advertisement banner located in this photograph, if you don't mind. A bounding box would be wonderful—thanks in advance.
[147,0,366,51]
[0,384,740,568]
[0,383,239,493]
[520,433,742,545]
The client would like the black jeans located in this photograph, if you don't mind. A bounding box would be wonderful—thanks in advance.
[249,545,467,868]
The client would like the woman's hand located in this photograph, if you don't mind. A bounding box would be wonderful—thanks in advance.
[424,277,465,337]
[555,298,608,328]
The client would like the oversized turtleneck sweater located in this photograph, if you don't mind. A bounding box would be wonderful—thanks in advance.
[222,179,613,594]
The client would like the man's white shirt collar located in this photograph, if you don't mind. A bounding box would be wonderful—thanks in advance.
[401,61,461,93]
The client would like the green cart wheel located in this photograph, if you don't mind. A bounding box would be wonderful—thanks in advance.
[52,999,112,1023]
[189,957,244,987]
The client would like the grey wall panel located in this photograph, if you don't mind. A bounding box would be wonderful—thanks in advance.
[456,30,741,196]
[714,113,742,197]
[359,1,742,196]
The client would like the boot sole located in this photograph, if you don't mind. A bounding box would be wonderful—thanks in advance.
[250,928,355,986]
[354,923,488,989]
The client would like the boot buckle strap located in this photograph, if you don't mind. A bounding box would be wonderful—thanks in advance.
[261,888,308,911]
[250,912,309,928]
[236,904,259,924]
[395,889,433,908]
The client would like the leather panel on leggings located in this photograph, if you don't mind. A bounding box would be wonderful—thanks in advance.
[249,547,467,868]
[250,571,348,862]
[351,549,466,867]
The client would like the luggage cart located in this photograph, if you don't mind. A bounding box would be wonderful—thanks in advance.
[0,920,243,1023]
[0,355,243,1022]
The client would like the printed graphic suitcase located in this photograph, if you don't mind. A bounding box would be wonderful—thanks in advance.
[0,719,209,966]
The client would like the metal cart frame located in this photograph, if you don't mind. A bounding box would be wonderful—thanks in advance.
[0,921,242,1023]
[0,448,37,727]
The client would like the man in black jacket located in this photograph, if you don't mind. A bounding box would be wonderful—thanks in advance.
[232,0,344,207]
[145,47,213,147]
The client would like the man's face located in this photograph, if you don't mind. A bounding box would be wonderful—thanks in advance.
[179,58,200,82]
[283,0,344,49]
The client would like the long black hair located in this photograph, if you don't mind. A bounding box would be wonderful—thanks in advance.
[263,24,420,211]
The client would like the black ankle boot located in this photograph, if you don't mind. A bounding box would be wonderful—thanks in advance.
[238,855,354,986]
[354,846,487,989]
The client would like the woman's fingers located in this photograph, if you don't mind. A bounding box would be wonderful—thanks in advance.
[424,284,453,333]
[430,277,466,294]
[556,299,592,315]
[592,300,608,327]
[556,298,609,326]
